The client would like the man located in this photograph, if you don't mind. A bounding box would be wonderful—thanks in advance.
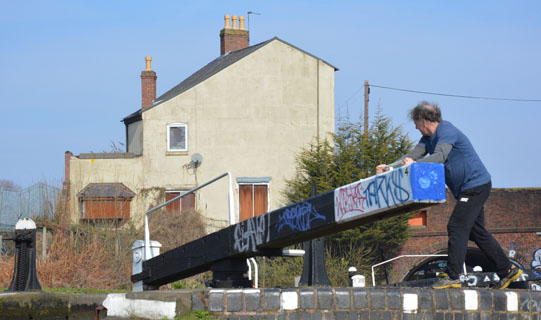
[376,101,522,289]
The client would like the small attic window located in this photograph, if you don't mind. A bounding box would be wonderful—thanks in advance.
[167,123,188,152]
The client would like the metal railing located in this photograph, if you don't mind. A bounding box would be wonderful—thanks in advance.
[144,172,235,261]
[371,254,449,287]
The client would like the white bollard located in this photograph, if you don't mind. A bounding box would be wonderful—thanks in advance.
[132,240,162,292]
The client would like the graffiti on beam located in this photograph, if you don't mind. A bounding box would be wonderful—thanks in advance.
[335,181,367,221]
[233,214,270,253]
[363,168,410,208]
[276,202,326,232]
[334,167,411,223]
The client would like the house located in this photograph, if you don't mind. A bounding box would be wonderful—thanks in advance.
[64,15,337,230]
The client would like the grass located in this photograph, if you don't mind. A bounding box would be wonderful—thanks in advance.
[0,287,128,294]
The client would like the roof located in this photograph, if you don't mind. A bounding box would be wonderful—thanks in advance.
[78,183,136,199]
[122,37,337,124]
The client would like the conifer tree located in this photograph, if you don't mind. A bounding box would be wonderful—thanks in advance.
[284,109,415,260]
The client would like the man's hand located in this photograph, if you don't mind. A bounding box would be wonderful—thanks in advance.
[401,157,416,166]
[376,164,389,174]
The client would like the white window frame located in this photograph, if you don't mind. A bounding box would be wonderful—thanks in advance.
[167,123,188,152]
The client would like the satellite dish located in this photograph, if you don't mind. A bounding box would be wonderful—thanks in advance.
[190,153,203,168]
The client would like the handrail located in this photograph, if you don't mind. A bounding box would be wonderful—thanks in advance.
[371,254,448,287]
[144,172,235,261]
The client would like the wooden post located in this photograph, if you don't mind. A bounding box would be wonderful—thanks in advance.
[364,80,370,139]
[41,227,47,263]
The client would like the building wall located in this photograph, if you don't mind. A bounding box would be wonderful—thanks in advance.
[68,39,335,229]
[392,188,541,282]
[68,156,147,224]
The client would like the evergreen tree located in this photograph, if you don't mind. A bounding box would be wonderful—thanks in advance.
[283,110,415,260]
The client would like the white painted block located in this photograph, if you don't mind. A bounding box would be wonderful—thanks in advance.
[243,289,260,294]
[506,292,518,311]
[103,293,176,319]
[226,289,243,293]
[281,291,299,310]
[403,293,418,313]
[464,290,478,310]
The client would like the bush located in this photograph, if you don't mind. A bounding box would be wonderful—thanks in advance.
[0,205,209,290]
[145,208,210,288]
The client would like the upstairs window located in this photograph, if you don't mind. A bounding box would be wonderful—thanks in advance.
[167,123,188,152]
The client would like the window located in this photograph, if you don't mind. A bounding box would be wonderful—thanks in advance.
[78,183,135,220]
[239,184,269,221]
[408,210,427,227]
[167,123,188,152]
[165,191,195,214]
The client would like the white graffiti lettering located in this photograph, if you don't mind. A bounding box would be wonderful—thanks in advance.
[531,248,541,269]
[459,274,478,287]
[233,214,270,253]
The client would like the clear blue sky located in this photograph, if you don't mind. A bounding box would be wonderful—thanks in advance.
[1,1,540,188]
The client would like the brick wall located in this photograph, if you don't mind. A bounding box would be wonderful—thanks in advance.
[3,287,540,319]
[394,188,541,282]
[141,70,157,110]
[112,288,541,319]
[220,28,249,55]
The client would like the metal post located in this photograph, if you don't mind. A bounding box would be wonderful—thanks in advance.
[41,226,47,263]
[298,182,331,287]
[8,218,42,291]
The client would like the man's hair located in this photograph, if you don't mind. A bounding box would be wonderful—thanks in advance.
[409,101,442,122]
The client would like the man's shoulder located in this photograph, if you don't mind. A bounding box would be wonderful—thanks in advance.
[435,120,460,137]
[439,120,457,130]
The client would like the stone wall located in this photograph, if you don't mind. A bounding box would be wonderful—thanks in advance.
[2,288,540,319]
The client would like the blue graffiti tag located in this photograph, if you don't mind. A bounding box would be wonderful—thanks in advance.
[276,202,326,232]
[363,169,410,209]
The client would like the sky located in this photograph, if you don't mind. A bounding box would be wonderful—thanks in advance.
[1,1,540,189]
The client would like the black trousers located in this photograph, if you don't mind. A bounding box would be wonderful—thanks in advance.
[446,181,510,279]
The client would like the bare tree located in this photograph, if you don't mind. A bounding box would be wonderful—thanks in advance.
[0,179,21,191]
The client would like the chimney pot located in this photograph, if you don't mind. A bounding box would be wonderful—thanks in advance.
[239,16,246,30]
[220,14,249,55]
[144,56,152,71]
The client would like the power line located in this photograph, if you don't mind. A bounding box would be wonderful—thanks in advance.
[369,84,541,102]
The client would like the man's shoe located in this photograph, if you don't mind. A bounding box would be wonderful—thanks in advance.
[495,265,523,289]
[432,275,461,289]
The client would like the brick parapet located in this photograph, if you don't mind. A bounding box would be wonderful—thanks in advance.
[2,288,540,319]
[129,288,541,319]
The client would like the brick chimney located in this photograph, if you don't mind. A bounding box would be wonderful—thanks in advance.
[220,14,249,55]
[141,56,157,110]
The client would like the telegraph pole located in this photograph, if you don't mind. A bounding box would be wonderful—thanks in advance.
[364,80,370,139]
